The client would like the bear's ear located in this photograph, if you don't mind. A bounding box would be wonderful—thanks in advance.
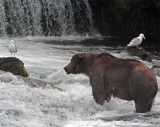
[78,54,85,60]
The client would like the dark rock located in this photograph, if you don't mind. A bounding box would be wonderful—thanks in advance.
[126,46,152,62]
[0,57,28,77]
[152,66,160,77]
[19,76,63,91]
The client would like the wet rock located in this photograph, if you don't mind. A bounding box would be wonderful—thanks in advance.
[152,66,160,77]
[19,76,63,91]
[126,46,152,62]
[0,57,28,77]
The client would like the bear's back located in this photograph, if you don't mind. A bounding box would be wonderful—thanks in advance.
[94,53,145,71]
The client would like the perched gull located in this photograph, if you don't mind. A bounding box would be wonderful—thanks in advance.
[127,33,145,49]
[8,40,17,57]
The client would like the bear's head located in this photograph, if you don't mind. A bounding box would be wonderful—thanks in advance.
[64,54,86,74]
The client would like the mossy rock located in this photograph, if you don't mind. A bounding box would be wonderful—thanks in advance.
[0,57,28,77]
[126,46,152,62]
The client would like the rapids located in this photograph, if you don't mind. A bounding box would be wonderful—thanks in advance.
[0,36,160,127]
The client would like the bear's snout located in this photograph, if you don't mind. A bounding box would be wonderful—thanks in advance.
[64,66,71,74]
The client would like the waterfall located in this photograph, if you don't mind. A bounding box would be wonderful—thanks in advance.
[0,0,96,37]
[0,0,6,36]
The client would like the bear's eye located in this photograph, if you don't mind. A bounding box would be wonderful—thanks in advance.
[71,59,78,64]
[72,58,81,63]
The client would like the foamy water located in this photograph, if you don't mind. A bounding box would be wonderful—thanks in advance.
[0,37,160,127]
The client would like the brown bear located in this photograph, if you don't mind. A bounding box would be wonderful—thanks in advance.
[64,53,158,113]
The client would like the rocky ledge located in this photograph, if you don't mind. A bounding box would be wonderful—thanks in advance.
[126,46,152,62]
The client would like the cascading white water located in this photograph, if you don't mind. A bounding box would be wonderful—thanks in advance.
[0,0,96,37]
[39,0,75,36]
[2,0,42,36]
[0,0,6,36]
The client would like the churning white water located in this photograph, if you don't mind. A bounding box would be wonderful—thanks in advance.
[0,37,160,127]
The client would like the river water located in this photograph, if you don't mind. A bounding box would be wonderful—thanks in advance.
[0,36,160,127]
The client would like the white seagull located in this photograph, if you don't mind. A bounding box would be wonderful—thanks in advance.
[8,40,17,57]
[127,33,146,49]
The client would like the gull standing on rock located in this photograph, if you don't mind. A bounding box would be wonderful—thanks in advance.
[8,40,17,57]
[127,33,146,49]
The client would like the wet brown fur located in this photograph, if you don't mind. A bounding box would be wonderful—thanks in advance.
[64,53,158,113]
